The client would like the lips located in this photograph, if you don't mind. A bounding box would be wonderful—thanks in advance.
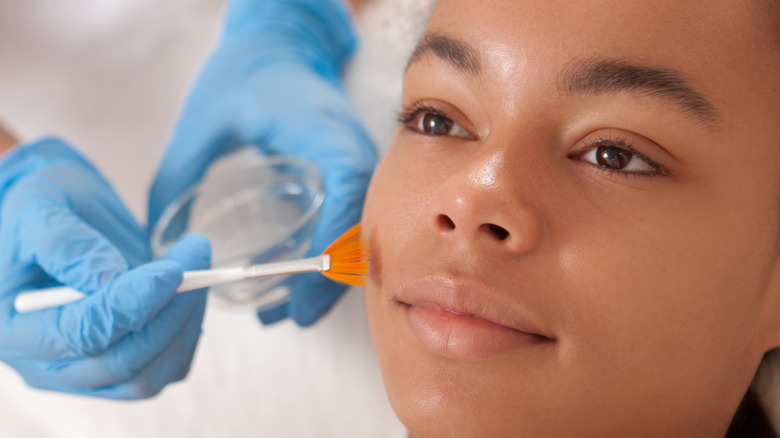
[392,274,553,360]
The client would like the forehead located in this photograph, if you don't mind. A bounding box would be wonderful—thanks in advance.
[408,35,722,130]
[421,0,779,137]
[426,0,774,73]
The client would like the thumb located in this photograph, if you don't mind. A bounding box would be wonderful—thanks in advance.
[158,233,212,272]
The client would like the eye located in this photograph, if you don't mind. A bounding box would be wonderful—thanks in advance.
[578,141,664,176]
[419,112,455,136]
[399,105,472,139]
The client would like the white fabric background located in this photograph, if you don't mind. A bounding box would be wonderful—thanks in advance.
[0,0,435,436]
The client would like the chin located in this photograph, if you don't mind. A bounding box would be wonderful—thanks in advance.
[366,294,531,438]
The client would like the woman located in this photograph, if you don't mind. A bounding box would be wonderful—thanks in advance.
[361,0,780,436]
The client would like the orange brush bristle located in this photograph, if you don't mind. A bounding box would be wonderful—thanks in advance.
[321,223,369,286]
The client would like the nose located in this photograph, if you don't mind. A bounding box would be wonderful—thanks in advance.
[429,151,545,255]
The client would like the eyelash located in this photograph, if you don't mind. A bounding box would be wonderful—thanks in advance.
[397,104,472,139]
[397,105,668,179]
[574,136,668,179]
[397,104,436,129]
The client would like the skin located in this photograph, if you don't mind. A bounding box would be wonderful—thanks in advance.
[361,0,780,437]
[0,124,17,155]
[346,0,366,12]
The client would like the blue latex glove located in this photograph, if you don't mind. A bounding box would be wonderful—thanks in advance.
[149,0,377,326]
[0,138,211,399]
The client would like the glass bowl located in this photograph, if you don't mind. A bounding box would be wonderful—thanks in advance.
[151,148,324,308]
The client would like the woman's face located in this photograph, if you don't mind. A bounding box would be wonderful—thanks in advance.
[361,0,780,436]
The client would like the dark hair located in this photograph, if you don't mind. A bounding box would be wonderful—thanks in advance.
[726,388,778,438]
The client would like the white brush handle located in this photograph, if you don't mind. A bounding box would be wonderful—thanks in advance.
[13,286,86,313]
[13,255,330,313]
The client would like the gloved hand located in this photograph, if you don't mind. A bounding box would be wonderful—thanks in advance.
[0,137,211,399]
[149,0,377,326]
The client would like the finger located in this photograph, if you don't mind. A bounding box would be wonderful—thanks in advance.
[244,72,375,325]
[285,165,367,326]
[251,150,370,326]
[254,164,368,325]
[6,177,130,293]
[2,235,208,360]
[26,289,208,397]
[92,289,207,400]
[21,290,207,399]
[35,164,151,269]
[157,233,212,268]
[56,235,210,357]
[0,261,178,360]
[59,260,183,359]
[18,235,211,395]
[257,70,376,260]
[288,273,349,327]
[256,300,290,325]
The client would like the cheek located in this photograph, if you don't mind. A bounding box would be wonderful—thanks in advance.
[361,138,440,262]
[360,136,431,340]
[362,140,466,434]
[552,182,778,416]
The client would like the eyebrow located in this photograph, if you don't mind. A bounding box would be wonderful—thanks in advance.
[407,33,482,76]
[407,34,721,129]
[560,58,720,128]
